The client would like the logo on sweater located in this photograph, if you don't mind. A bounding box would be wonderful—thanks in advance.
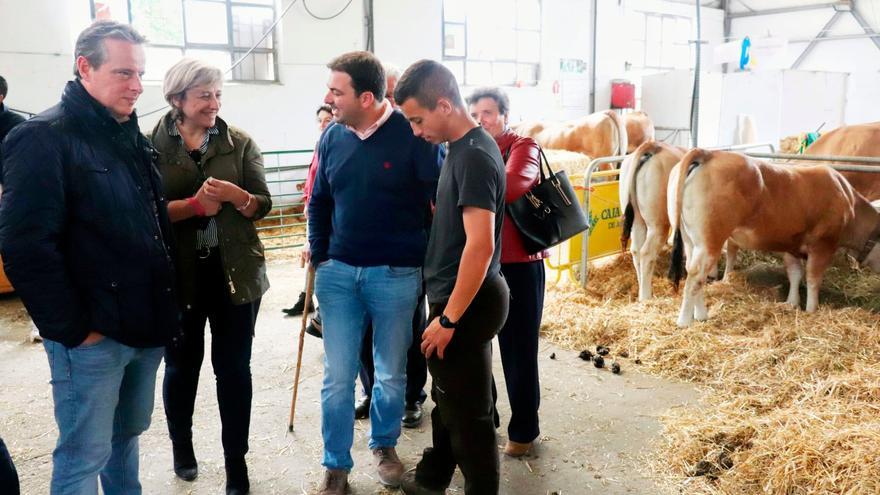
[383,161,392,169]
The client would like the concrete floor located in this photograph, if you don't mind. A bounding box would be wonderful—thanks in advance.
[0,260,698,494]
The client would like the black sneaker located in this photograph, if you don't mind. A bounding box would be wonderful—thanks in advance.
[283,291,314,316]
[305,311,323,339]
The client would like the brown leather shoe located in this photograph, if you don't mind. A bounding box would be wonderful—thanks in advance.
[318,469,348,495]
[372,446,404,487]
[504,440,531,457]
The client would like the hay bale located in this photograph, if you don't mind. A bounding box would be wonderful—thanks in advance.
[542,251,880,493]
[543,149,593,177]
[780,135,801,154]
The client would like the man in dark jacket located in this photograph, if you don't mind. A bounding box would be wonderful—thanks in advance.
[0,76,26,145]
[0,20,178,494]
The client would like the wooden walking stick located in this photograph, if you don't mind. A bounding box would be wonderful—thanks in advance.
[288,264,316,432]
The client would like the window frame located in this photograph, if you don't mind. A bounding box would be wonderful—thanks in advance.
[629,10,693,72]
[89,0,279,82]
[441,0,543,87]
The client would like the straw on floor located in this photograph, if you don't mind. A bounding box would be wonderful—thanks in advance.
[541,250,880,494]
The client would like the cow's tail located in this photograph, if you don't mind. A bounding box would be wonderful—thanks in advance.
[604,110,629,156]
[621,205,635,254]
[668,148,708,290]
[620,141,657,252]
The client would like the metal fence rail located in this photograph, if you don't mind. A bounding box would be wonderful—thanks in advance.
[580,155,628,287]
[709,142,777,153]
[744,152,880,173]
[259,149,313,250]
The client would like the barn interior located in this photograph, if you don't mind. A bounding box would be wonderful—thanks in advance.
[2,0,880,494]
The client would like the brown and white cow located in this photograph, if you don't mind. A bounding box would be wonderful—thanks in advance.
[623,111,655,153]
[805,121,880,201]
[513,110,628,165]
[619,141,686,300]
[667,149,880,327]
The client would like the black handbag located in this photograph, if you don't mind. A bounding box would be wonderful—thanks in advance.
[506,147,589,253]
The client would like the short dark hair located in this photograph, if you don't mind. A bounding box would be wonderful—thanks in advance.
[317,104,332,116]
[466,87,510,116]
[0,76,8,98]
[73,20,147,78]
[326,51,385,100]
[394,59,463,110]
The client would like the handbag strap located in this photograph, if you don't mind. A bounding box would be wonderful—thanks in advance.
[505,141,557,184]
[537,146,557,183]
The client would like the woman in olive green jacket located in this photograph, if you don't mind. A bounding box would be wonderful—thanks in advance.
[151,58,271,495]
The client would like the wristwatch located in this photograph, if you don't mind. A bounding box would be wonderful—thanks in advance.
[439,314,457,329]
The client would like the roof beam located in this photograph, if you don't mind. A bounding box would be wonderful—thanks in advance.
[728,2,837,19]
[791,10,845,69]
[850,2,880,53]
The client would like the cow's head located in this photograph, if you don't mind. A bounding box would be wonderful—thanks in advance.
[857,215,880,272]
[860,245,880,272]
[860,237,880,272]
[859,201,880,272]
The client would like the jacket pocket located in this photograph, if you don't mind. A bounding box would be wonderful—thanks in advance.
[74,162,118,217]
[82,283,122,341]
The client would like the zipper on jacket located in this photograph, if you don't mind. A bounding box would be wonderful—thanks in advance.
[212,214,236,296]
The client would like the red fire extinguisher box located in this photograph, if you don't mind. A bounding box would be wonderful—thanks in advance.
[610,79,635,109]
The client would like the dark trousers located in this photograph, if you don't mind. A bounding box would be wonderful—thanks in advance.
[0,436,19,495]
[163,250,260,460]
[497,260,545,443]
[414,274,509,495]
[358,291,429,405]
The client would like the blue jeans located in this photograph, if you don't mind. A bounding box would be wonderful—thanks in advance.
[43,337,163,495]
[315,259,421,471]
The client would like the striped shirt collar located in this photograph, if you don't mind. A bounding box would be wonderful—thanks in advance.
[169,123,219,154]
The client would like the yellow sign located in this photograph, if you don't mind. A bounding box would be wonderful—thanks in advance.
[545,172,623,282]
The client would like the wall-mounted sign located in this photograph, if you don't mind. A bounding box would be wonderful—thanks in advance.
[560,58,588,74]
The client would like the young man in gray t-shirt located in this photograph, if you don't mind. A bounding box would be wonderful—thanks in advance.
[394,59,511,495]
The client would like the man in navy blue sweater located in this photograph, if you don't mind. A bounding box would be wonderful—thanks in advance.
[306,51,442,495]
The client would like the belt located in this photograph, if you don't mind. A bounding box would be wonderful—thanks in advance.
[197,245,220,260]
